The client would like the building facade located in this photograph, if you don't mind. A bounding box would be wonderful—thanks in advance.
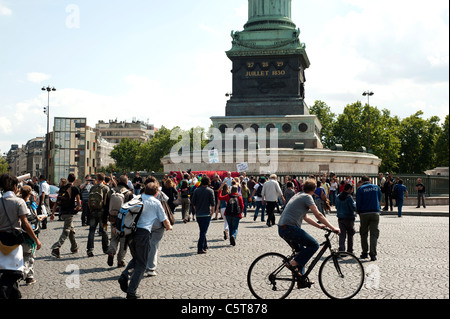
[95,119,155,145]
[49,117,97,184]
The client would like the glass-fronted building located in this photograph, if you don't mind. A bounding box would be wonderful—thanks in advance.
[49,117,97,184]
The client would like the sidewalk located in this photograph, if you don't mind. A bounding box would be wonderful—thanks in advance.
[327,205,449,217]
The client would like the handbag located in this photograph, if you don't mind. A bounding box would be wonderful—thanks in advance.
[0,198,25,246]
[161,200,175,226]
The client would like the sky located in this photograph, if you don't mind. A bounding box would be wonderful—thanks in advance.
[0,0,448,155]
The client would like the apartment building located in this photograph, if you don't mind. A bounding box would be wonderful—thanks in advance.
[96,119,155,144]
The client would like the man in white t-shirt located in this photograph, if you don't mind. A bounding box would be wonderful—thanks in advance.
[261,174,285,227]
[251,177,266,222]
[38,175,51,229]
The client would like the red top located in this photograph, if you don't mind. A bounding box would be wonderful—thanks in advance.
[218,193,244,218]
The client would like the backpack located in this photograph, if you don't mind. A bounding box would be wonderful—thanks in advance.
[116,196,144,238]
[109,187,129,218]
[225,195,241,217]
[255,183,263,198]
[57,184,72,209]
[88,184,105,211]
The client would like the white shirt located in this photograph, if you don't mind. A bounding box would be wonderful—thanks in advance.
[137,194,167,233]
[261,179,283,202]
[39,181,50,196]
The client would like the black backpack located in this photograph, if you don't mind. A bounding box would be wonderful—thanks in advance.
[57,184,72,209]
[225,195,241,217]
[255,183,263,197]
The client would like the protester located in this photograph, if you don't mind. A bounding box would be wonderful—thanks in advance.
[283,182,296,207]
[252,177,266,222]
[394,180,408,217]
[161,178,177,214]
[336,183,356,253]
[383,173,395,212]
[86,173,110,257]
[105,175,134,268]
[0,174,41,299]
[132,172,143,196]
[240,181,250,217]
[219,183,230,239]
[19,185,42,285]
[178,179,191,223]
[38,175,51,229]
[356,176,382,261]
[415,178,426,208]
[218,184,244,246]
[50,173,82,259]
[313,181,327,215]
[190,176,215,254]
[118,182,172,299]
[79,175,94,226]
[261,174,285,227]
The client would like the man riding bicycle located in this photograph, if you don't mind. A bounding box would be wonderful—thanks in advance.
[278,179,340,278]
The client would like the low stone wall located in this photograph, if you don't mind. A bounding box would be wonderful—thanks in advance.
[403,197,449,206]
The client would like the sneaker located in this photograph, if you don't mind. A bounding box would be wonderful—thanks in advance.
[224,231,228,240]
[230,236,236,246]
[87,251,94,258]
[51,248,61,259]
[126,293,141,299]
[360,253,369,259]
[146,269,157,277]
[25,278,36,286]
[117,260,126,268]
[370,254,377,261]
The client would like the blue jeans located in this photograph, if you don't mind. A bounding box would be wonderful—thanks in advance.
[226,216,240,240]
[254,201,266,221]
[278,225,319,274]
[397,198,404,217]
[196,216,211,252]
[242,198,249,217]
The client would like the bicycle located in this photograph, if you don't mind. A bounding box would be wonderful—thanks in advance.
[247,228,365,299]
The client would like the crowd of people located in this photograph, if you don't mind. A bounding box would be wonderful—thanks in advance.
[0,169,423,299]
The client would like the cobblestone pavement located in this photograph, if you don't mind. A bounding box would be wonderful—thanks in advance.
[19,207,449,300]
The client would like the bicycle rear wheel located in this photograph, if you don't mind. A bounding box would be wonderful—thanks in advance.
[247,252,295,299]
[318,252,365,299]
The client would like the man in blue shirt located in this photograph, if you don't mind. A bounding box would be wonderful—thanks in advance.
[118,182,172,299]
[394,180,408,217]
[356,176,381,261]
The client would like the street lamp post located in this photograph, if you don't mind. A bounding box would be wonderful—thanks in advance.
[362,91,374,152]
[42,85,56,180]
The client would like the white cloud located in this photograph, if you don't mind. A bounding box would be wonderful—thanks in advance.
[27,72,51,84]
[305,0,449,120]
[0,2,12,16]
[0,117,12,134]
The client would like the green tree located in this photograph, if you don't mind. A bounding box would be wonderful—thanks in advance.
[309,100,336,148]
[434,115,449,167]
[332,102,401,173]
[136,126,180,172]
[398,111,441,174]
[332,102,367,152]
[0,157,8,174]
[109,138,142,173]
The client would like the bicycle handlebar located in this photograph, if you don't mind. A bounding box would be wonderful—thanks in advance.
[322,227,339,235]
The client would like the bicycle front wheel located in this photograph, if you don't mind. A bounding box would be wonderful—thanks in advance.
[318,252,365,299]
[247,252,295,299]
